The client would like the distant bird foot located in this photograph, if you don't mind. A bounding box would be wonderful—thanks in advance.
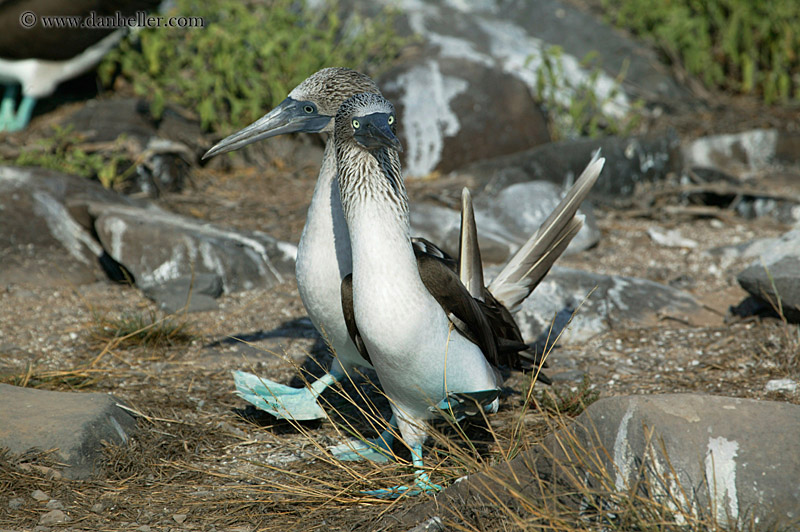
[0,85,35,132]
[429,388,501,422]
[232,369,340,421]
[360,443,442,499]
[329,416,397,463]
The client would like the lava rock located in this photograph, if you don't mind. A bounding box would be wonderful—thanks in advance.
[683,129,800,179]
[89,202,296,294]
[455,133,681,203]
[0,384,138,479]
[513,266,704,343]
[737,228,800,322]
[141,273,224,313]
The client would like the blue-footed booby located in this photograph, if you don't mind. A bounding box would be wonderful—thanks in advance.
[333,92,604,497]
[0,0,161,131]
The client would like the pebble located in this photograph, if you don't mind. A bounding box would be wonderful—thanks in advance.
[765,378,798,393]
[45,499,64,510]
[138,525,152,532]
[90,502,105,513]
[31,489,49,501]
[8,497,24,510]
[39,509,68,525]
[173,513,187,524]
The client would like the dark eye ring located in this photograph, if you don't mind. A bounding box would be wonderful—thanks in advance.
[303,105,314,113]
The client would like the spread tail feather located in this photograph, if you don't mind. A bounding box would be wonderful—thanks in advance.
[488,152,605,311]
[458,187,485,301]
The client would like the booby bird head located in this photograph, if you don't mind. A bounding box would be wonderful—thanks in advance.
[334,92,402,153]
[203,67,379,159]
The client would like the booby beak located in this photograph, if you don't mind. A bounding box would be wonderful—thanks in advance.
[202,97,331,159]
[354,113,403,153]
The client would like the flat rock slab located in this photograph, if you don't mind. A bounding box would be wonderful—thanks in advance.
[513,266,706,343]
[737,228,800,322]
[0,384,138,479]
[387,394,800,532]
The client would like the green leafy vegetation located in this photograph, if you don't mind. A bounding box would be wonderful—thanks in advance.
[99,0,407,132]
[602,0,800,103]
[530,46,643,140]
[3,125,130,188]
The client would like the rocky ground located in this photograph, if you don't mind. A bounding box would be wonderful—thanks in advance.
[2,1,800,530]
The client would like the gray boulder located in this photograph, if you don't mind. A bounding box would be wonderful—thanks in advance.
[513,266,704,343]
[141,273,224,313]
[0,384,138,479]
[386,394,800,532]
[737,228,800,322]
[90,202,296,294]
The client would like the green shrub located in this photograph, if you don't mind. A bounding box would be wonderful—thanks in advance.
[99,0,406,132]
[602,0,800,103]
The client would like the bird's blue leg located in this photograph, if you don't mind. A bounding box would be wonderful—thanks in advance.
[361,443,443,499]
[232,368,342,421]
[329,415,397,463]
[0,85,36,132]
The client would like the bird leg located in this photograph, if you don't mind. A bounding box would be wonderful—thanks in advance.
[0,85,36,132]
[232,368,342,421]
[329,415,397,463]
[361,443,442,499]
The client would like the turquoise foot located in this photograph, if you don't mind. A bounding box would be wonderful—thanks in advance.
[362,471,442,499]
[429,389,501,421]
[0,85,35,132]
[232,369,338,421]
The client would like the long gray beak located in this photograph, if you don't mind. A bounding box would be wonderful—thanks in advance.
[202,98,331,159]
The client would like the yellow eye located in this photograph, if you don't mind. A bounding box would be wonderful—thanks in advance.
[352,119,360,129]
[388,115,395,125]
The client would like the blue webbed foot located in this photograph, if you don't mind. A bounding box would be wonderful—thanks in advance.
[0,85,36,132]
[232,369,339,421]
[360,443,442,498]
[329,416,397,463]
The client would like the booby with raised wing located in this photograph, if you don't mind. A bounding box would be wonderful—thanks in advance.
[0,0,161,131]
[333,92,605,497]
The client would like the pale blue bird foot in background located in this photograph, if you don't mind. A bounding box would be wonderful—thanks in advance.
[329,415,397,463]
[361,443,443,499]
[0,85,36,132]
[232,369,342,421]
[428,389,501,422]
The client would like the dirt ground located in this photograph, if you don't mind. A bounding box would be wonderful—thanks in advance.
[2,83,800,531]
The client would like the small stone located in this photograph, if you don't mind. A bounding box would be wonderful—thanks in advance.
[39,509,68,525]
[647,227,698,248]
[45,499,63,510]
[8,497,24,509]
[138,525,152,532]
[173,513,187,524]
[90,502,105,513]
[31,489,49,501]
[765,378,798,393]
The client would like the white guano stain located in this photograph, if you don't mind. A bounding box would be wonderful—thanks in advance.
[390,60,468,177]
[683,129,779,172]
[32,190,103,264]
[613,402,636,491]
[705,436,739,525]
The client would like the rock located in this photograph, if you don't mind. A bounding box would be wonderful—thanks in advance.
[45,500,63,510]
[0,384,138,479]
[31,490,49,501]
[455,133,681,203]
[682,129,800,179]
[647,227,698,248]
[8,497,25,509]
[63,98,201,197]
[172,513,187,524]
[360,0,693,177]
[765,378,798,394]
[90,202,296,294]
[382,58,550,177]
[410,180,599,264]
[512,266,705,343]
[0,166,131,286]
[385,394,800,531]
[39,509,68,525]
[543,394,800,530]
[737,228,800,322]
[141,273,224,313]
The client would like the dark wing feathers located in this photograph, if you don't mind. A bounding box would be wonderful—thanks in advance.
[340,274,370,365]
